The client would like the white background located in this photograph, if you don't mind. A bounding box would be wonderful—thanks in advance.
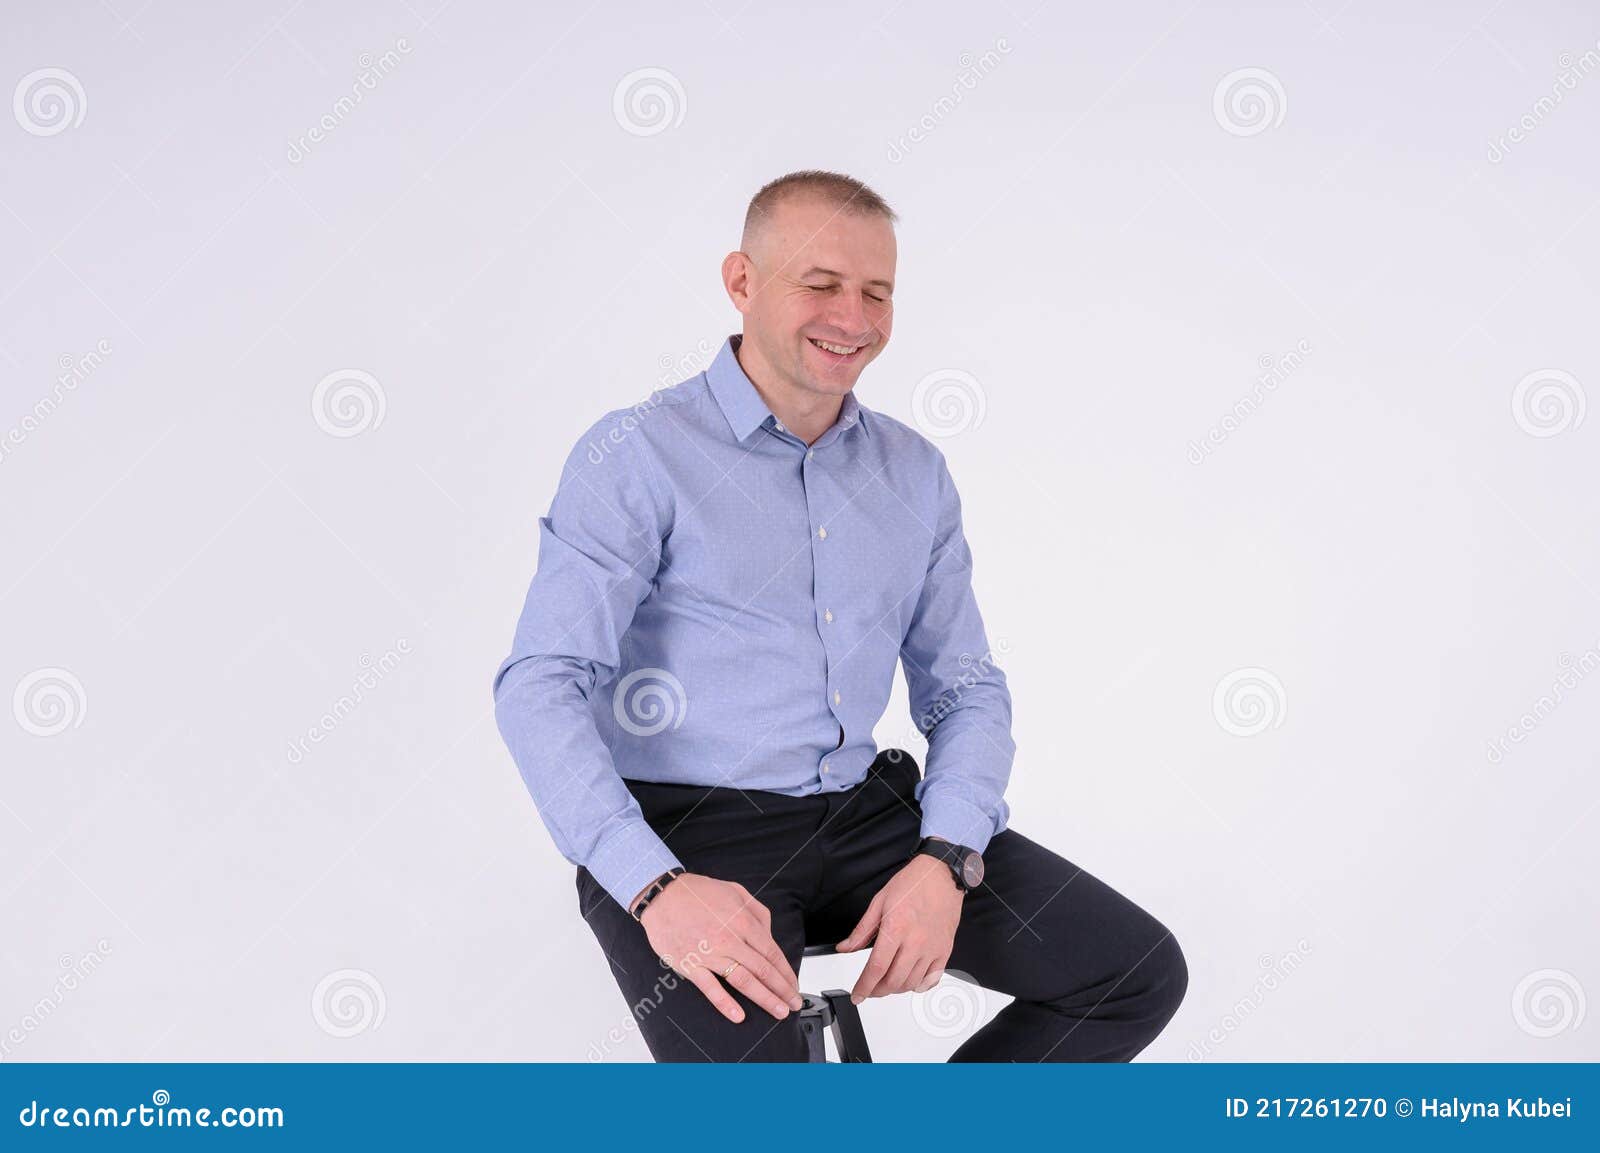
[3,0,1597,1061]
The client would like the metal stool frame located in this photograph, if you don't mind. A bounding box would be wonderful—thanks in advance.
[797,943,872,1062]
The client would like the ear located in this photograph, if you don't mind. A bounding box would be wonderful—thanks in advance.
[721,250,754,314]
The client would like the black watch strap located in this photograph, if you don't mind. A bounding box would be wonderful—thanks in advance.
[914,837,982,891]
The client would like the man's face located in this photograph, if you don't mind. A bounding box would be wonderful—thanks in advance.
[725,194,896,400]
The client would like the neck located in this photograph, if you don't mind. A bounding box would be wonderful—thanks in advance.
[734,335,844,446]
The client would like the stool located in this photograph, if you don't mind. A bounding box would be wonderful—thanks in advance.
[797,944,872,1062]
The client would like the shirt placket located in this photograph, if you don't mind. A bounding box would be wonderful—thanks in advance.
[773,413,853,788]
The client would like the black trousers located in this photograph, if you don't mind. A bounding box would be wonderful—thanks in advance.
[576,750,1187,1062]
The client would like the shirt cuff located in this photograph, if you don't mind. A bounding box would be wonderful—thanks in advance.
[586,818,685,913]
[918,789,997,856]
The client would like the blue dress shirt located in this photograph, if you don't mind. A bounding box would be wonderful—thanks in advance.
[492,334,1015,910]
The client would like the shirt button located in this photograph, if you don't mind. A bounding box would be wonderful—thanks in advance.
[833,689,842,705]
[774,419,786,431]
[824,609,833,623]
[806,450,814,461]
[822,761,830,773]
[817,526,827,540]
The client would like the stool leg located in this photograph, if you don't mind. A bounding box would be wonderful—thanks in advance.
[797,994,831,1063]
[820,989,873,1062]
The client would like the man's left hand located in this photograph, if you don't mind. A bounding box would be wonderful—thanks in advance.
[835,851,964,1003]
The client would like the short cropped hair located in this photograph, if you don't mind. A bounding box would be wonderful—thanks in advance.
[741,170,898,250]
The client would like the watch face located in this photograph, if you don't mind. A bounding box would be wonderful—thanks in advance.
[960,852,984,889]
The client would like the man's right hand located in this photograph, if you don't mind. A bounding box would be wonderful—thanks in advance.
[635,873,804,1024]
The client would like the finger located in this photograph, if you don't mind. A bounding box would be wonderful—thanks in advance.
[908,956,939,992]
[837,893,884,952]
[741,932,803,1008]
[882,946,924,996]
[733,914,797,987]
[726,940,800,1010]
[728,893,801,994]
[851,936,901,1004]
[687,966,746,1024]
[721,958,794,1021]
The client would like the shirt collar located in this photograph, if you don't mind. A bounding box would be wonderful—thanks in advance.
[706,334,872,444]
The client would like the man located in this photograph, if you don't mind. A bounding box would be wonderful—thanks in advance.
[492,170,1186,1061]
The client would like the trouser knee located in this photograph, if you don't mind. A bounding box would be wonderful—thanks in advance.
[1134,932,1188,1033]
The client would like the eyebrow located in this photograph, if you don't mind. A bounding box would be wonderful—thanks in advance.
[798,265,894,291]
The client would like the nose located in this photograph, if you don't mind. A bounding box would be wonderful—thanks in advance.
[825,290,871,342]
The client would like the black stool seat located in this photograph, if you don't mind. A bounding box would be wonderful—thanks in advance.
[797,943,872,1062]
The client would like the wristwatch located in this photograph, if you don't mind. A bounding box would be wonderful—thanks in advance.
[914,837,984,891]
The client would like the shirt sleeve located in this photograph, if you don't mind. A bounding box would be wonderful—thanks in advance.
[491,417,684,911]
[899,449,1016,853]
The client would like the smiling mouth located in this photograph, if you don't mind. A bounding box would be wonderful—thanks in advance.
[807,336,867,362]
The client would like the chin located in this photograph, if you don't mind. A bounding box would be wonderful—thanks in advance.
[801,363,867,394]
